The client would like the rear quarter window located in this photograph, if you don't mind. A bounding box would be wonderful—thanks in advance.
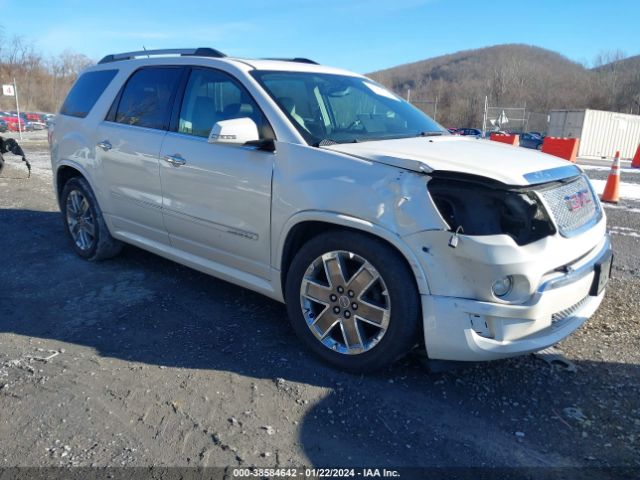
[60,70,118,118]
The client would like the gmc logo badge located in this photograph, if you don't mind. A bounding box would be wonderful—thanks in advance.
[565,189,592,212]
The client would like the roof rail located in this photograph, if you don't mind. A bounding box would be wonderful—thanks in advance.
[263,57,319,65]
[98,48,226,64]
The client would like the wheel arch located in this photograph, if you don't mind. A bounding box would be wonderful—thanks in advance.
[55,162,95,210]
[277,211,431,299]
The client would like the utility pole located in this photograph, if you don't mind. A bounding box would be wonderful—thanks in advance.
[14,78,23,141]
[482,95,488,137]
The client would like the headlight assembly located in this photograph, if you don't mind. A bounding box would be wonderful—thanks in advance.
[427,174,556,246]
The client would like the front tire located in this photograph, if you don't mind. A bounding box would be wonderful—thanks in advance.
[61,177,122,261]
[285,230,420,373]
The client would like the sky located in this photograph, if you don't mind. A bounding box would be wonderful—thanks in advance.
[1,0,639,73]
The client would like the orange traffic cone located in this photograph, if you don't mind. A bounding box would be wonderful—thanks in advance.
[601,151,621,203]
[632,144,640,169]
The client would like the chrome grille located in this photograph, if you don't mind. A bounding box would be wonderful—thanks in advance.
[537,175,601,237]
[551,296,590,330]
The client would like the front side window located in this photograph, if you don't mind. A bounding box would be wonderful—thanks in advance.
[178,68,269,139]
[251,71,446,145]
[114,67,182,130]
[60,69,118,118]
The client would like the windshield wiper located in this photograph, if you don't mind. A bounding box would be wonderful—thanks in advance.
[354,132,445,143]
[318,132,445,146]
[418,131,445,137]
[351,134,413,143]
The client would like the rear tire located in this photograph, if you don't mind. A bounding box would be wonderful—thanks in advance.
[61,177,122,261]
[285,230,420,373]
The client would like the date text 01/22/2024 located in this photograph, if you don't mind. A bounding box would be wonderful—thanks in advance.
[232,468,400,477]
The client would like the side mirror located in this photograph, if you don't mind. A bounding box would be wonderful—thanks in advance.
[208,117,260,145]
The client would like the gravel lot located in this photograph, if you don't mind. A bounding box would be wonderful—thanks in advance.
[1,131,639,477]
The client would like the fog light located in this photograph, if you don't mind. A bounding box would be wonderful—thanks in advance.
[492,276,513,297]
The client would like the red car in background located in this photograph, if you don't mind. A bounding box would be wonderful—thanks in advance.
[1,115,26,132]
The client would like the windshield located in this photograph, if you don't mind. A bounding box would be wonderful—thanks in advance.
[251,71,446,145]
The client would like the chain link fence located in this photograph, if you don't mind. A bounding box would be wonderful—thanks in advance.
[398,91,553,135]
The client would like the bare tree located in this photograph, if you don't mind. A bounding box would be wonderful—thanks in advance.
[370,44,638,129]
[0,26,94,112]
[2,32,639,122]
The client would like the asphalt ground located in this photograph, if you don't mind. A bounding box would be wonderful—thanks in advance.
[0,131,638,478]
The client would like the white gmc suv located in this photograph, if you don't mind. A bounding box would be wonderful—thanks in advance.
[50,48,612,372]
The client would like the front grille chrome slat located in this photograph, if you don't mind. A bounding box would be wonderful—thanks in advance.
[551,296,590,330]
[537,175,601,237]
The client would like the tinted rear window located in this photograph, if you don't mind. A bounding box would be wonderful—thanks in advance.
[113,67,183,130]
[60,70,118,118]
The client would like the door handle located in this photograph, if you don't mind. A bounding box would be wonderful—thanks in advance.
[163,154,186,167]
[97,140,112,151]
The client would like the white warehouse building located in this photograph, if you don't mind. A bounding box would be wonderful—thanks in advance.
[548,109,640,160]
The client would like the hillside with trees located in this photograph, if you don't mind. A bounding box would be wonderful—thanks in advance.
[0,28,92,113]
[591,53,640,114]
[2,29,639,129]
[369,44,640,129]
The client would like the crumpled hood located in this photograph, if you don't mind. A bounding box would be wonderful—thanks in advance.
[323,135,580,186]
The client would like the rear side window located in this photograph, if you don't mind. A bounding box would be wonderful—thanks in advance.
[60,70,118,118]
[113,67,182,130]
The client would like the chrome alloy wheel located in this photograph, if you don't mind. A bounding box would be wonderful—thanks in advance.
[300,251,391,355]
[65,190,96,251]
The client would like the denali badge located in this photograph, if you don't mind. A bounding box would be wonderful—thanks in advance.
[564,189,592,212]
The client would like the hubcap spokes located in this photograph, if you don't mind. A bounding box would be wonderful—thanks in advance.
[66,190,96,251]
[300,251,390,355]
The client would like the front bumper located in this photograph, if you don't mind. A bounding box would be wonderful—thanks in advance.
[419,233,611,361]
